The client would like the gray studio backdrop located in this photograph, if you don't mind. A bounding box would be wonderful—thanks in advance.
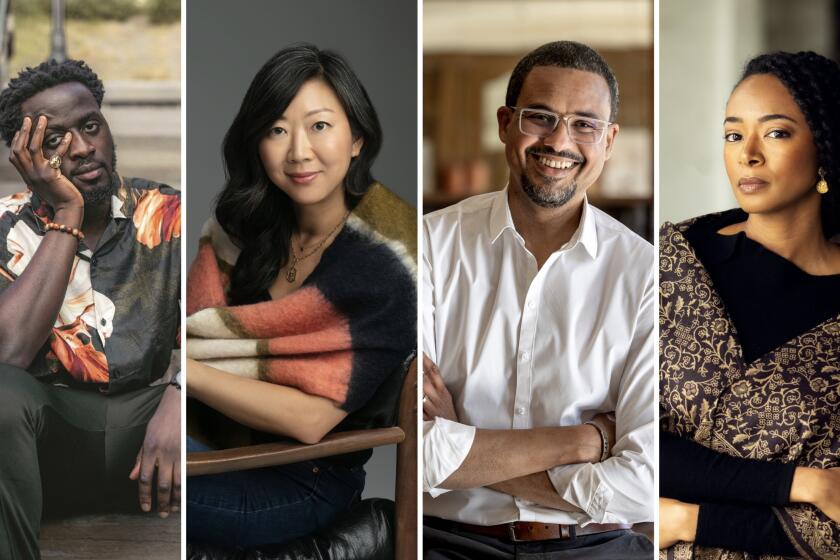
[186,0,418,500]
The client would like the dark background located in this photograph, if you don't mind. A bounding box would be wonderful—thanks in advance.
[186,0,418,500]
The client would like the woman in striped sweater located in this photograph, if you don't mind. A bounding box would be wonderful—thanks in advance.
[185,44,416,549]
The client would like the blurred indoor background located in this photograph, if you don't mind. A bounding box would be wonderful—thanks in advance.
[0,0,180,197]
[661,0,840,224]
[423,0,653,240]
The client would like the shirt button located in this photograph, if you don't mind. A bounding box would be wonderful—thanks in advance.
[521,352,530,362]
[527,300,535,309]
[515,407,526,416]
[100,318,107,326]
[91,257,97,266]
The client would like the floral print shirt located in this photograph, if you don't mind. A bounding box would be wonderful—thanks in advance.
[0,177,180,394]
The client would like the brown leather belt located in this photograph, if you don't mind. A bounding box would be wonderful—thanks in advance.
[427,517,632,542]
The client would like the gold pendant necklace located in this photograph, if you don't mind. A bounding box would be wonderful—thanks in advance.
[286,209,351,283]
[286,256,298,283]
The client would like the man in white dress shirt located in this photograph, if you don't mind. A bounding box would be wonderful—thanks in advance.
[422,41,654,558]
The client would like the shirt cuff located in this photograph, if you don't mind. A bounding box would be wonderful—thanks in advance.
[423,417,476,497]
[547,463,614,524]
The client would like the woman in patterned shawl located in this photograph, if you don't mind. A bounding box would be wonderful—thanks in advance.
[185,45,416,549]
[659,51,840,559]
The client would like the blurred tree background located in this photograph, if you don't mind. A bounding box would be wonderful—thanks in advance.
[9,0,180,80]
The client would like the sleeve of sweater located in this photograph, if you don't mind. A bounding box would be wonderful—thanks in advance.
[661,431,798,556]
[660,430,795,505]
[316,207,417,414]
[694,503,797,556]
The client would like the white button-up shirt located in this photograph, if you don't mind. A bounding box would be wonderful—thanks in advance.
[423,188,654,526]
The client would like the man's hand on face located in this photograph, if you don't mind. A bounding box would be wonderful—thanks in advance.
[129,384,181,518]
[9,115,83,213]
[422,353,459,422]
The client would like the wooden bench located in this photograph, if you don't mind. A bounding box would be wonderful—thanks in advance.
[40,513,179,559]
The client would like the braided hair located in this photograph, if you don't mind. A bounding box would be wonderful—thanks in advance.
[737,51,840,237]
[0,59,105,147]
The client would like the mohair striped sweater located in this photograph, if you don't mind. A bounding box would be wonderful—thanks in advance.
[186,183,416,412]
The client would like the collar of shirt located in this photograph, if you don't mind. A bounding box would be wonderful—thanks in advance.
[488,186,599,260]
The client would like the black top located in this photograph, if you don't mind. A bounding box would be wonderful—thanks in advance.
[684,209,840,363]
[661,431,796,506]
[660,432,797,555]
[662,210,840,556]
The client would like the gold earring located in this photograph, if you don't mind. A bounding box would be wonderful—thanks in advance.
[816,167,829,194]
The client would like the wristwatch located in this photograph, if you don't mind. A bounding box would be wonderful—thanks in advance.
[169,370,182,391]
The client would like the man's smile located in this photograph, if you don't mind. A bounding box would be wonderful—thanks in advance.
[528,150,584,178]
[537,156,577,170]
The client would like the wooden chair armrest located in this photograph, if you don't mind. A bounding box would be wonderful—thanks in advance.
[187,427,405,476]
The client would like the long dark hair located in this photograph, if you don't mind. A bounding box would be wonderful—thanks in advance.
[737,51,840,238]
[215,44,383,305]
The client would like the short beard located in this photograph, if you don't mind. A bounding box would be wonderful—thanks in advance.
[80,172,119,205]
[80,148,119,206]
[520,172,577,208]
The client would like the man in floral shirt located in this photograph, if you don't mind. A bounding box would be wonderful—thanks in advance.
[0,60,180,559]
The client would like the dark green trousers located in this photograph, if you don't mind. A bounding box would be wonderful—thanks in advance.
[0,364,165,560]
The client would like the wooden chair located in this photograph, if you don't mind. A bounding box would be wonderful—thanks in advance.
[187,359,417,559]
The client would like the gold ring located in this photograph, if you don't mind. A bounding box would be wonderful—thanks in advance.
[48,154,62,169]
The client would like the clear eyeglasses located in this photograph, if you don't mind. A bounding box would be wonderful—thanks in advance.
[508,106,612,144]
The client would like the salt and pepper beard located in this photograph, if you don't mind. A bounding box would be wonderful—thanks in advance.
[520,147,585,208]
[520,171,578,208]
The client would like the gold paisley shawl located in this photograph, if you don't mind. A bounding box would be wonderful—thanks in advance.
[659,218,840,560]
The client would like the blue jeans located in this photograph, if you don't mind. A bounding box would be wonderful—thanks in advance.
[186,437,366,548]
